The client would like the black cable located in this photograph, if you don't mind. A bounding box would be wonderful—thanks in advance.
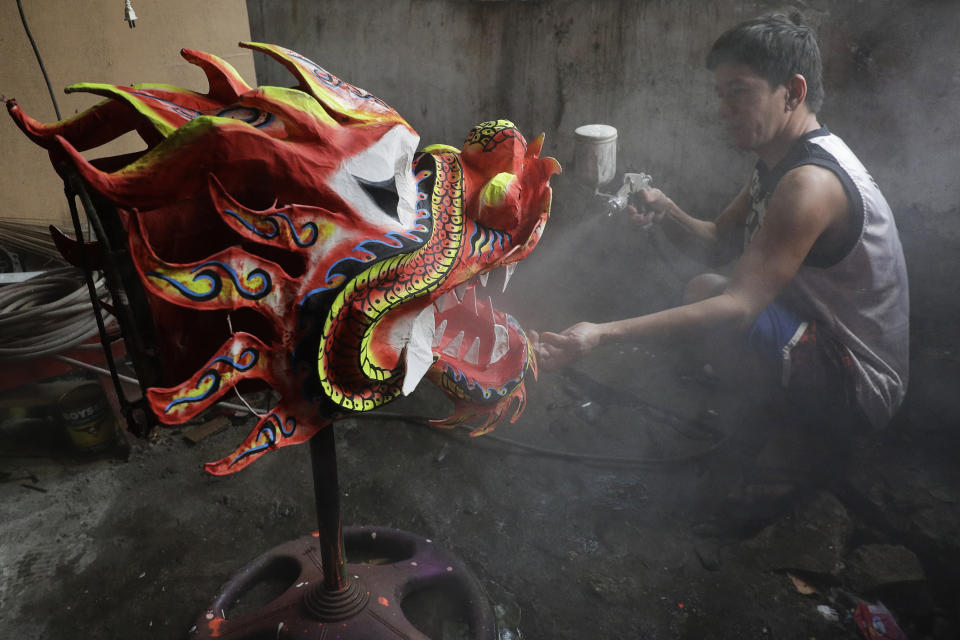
[15,0,62,120]
[349,411,729,467]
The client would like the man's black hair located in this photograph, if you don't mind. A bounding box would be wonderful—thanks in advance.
[706,13,824,113]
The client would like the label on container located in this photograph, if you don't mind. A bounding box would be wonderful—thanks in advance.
[59,383,115,452]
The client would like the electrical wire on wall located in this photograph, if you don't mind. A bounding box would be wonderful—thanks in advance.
[15,0,141,116]
[6,3,137,366]
[15,0,61,120]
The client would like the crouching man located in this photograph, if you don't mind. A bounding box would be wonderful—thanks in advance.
[539,14,908,436]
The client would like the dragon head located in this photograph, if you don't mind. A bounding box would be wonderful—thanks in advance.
[6,43,559,473]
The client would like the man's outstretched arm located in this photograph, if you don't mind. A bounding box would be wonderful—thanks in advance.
[538,165,849,369]
[633,180,751,247]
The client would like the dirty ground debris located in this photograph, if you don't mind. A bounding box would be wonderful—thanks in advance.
[2,342,959,639]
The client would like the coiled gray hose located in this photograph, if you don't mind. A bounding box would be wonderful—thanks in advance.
[0,267,116,360]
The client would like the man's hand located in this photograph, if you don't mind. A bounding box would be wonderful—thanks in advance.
[628,188,673,229]
[533,322,604,370]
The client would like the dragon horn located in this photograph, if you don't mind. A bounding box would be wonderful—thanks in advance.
[64,83,185,138]
[52,134,126,197]
[6,97,142,151]
[526,132,545,158]
[239,41,410,129]
[181,48,252,103]
[49,225,103,270]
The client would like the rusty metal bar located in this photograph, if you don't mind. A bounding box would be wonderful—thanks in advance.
[309,425,347,592]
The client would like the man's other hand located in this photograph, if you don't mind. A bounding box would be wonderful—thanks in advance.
[534,322,603,370]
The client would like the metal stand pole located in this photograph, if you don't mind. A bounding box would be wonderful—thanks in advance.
[64,175,127,419]
[309,424,347,592]
[61,170,160,439]
[196,423,497,636]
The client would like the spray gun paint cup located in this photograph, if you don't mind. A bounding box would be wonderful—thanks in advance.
[573,124,617,190]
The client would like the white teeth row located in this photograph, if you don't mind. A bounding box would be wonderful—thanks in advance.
[434,314,510,366]
[475,262,519,295]
[440,330,495,367]
[430,263,518,366]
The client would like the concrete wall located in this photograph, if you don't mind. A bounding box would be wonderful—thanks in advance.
[246,0,960,219]
[247,0,960,422]
[2,1,955,408]
[1,0,256,227]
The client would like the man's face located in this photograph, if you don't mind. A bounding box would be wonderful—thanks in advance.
[713,62,788,152]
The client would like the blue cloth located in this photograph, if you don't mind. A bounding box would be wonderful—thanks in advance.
[747,302,807,359]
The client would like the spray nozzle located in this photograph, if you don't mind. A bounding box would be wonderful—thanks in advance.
[597,172,653,216]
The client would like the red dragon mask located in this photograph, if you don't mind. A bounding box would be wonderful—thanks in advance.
[6,42,560,474]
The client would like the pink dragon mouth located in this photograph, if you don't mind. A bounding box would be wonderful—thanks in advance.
[431,263,528,386]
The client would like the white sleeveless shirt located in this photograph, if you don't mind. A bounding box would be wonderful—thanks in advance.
[745,128,909,428]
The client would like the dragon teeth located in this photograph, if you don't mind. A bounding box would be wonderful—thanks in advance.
[490,323,509,364]
[502,262,517,293]
[463,285,478,316]
[442,330,465,358]
[434,290,457,314]
[434,275,509,365]
[433,318,448,348]
[402,304,435,396]
[464,337,481,365]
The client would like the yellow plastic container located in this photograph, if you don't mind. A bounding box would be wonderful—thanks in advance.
[59,383,117,453]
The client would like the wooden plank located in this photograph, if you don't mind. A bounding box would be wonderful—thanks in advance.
[182,415,230,444]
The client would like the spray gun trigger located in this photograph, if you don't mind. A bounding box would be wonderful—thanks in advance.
[603,172,653,216]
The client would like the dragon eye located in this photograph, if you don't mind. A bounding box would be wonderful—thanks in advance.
[217,106,274,128]
[355,176,401,222]
[334,125,420,228]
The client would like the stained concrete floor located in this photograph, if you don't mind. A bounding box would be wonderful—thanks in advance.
[3,209,960,639]
[3,354,959,640]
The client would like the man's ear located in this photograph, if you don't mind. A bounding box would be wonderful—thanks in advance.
[785,74,808,111]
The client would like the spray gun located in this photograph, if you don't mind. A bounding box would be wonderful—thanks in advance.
[572,124,654,217]
[597,171,653,216]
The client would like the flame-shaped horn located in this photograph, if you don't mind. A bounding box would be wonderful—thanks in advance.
[181,48,252,103]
